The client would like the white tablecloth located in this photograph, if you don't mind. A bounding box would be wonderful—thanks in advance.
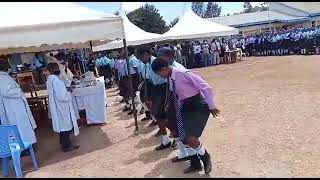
[72,77,107,124]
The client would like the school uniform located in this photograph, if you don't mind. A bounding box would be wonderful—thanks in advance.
[98,56,113,87]
[193,44,202,68]
[169,67,216,174]
[118,59,129,98]
[170,67,215,139]
[166,61,187,132]
[140,56,167,120]
[201,43,210,67]
[123,55,141,92]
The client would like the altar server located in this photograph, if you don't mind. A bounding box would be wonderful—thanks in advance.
[0,61,37,144]
[47,63,80,152]
[152,57,220,174]
[44,53,74,86]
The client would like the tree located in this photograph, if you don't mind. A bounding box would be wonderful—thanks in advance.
[127,4,169,34]
[204,2,221,18]
[235,2,268,15]
[191,2,221,18]
[114,11,119,15]
[243,2,253,13]
[260,2,269,11]
[192,2,205,17]
[169,17,179,28]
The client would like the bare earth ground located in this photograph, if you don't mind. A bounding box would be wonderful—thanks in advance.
[2,55,320,178]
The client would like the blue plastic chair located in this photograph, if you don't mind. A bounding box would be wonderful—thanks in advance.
[0,125,38,178]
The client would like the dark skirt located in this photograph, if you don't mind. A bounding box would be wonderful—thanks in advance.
[119,76,129,98]
[131,73,141,92]
[149,82,167,120]
[182,93,210,138]
[99,65,112,79]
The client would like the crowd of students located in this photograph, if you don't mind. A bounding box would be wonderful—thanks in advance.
[151,40,239,70]
[233,26,320,57]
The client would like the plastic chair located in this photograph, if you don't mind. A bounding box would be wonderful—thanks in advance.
[236,48,246,61]
[0,125,38,178]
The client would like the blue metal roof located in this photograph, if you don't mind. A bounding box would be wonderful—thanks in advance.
[232,17,310,28]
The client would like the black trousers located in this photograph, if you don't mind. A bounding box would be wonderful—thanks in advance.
[59,130,72,149]
[186,54,193,69]
[194,53,201,68]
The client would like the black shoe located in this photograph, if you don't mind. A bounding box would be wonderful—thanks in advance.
[127,110,133,115]
[122,107,131,112]
[154,130,161,137]
[62,145,80,152]
[155,142,171,151]
[148,121,157,127]
[21,149,31,157]
[171,155,191,163]
[183,155,203,174]
[171,140,177,149]
[199,150,212,175]
[141,116,152,121]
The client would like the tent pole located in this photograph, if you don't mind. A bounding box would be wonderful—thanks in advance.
[123,38,139,132]
[89,41,99,76]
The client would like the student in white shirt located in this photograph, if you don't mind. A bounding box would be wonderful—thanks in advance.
[193,41,202,68]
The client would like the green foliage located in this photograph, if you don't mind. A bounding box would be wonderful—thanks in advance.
[191,2,221,18]
[127,4,169,34]
[169,17,179,28]
[234,2,269,15]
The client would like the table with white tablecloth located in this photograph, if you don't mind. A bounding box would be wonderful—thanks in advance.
[71,77,107,124]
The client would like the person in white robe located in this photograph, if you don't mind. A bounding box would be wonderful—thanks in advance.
[46,62,80,152]
[44,53,74,87]
[0,61,37,144]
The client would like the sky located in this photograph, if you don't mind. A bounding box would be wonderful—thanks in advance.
[78,2,263,24]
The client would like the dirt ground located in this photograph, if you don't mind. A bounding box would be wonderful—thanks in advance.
[2,55,320,178]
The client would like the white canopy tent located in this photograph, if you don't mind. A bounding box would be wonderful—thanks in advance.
[0,2,124,55]
[159,5,239,40]
[93,10,163,51]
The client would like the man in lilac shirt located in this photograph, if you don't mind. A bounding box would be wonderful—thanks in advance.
[151,57,220,175]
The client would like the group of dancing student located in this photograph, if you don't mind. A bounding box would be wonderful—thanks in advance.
[117,45,220,174]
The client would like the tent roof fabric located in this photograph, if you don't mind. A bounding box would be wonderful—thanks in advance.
[93,11,163,51]
[208,11,308,27]
[160,7,239,40]
[94,5,239,52]
[0,2,124,55]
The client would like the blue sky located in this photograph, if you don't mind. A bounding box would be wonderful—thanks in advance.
[78,2,262,24]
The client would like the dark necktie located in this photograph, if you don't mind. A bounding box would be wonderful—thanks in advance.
[172,80,186,140]
[144,66,148,99]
